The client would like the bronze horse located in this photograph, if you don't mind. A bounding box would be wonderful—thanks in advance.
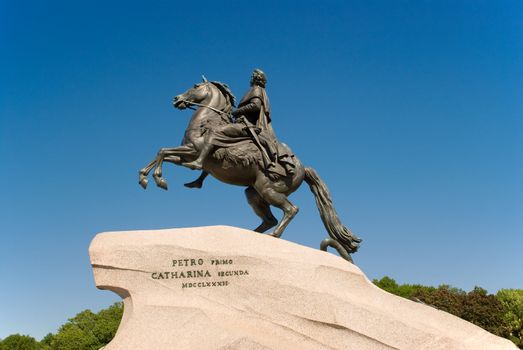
[138,79,361,262]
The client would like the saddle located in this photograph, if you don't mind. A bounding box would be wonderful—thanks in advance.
[213,140,296,178]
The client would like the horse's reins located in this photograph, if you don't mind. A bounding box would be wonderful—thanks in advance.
[177,99,232,123]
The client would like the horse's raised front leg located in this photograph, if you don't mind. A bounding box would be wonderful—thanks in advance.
[139,158,160,189]
[153,145,196,190]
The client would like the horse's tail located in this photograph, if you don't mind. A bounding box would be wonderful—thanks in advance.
[304,167,362,262]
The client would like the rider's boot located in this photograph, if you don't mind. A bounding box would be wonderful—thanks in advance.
[183,143,214,170]
[184,171,209,189]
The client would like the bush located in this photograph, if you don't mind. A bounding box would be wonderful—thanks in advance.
[47,303,123,350]
[497,289,523,348]
[0,334,41,350]
[374,276,517,346]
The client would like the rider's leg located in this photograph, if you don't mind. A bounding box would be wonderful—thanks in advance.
[184,171,209,189]
[183,142,215,170]
[257,134,277,168]
[183,124,244,170]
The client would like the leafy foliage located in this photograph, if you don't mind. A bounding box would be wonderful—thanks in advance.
[50,303,123,350]
[497,289,523,348]
[460,286,508,337]
[0,303,124,350]
[374,276,520,347]
[413,284,466,317]
[373,276,435,299]
[38,334,54,350]
[0,334,41,350]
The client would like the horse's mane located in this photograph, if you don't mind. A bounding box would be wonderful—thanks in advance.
[211,81,236,110]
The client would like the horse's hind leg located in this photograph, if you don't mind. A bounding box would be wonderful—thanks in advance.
[255,186,299,238]
[245,187,278,233]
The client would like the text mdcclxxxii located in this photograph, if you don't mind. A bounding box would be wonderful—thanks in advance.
[150,256,249,289]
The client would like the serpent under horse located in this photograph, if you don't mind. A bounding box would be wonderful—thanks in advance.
[138,78,362,262]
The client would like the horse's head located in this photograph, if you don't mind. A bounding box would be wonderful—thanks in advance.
[173,77,212,110]
[173,76,236,115]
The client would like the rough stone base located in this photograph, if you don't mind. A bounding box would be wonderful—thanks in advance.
[89,226,516,350]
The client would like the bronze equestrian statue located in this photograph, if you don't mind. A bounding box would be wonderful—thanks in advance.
[138,70,362,262]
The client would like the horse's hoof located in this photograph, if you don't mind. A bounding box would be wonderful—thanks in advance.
[139,177,149,189]
[157,179,168,190]
[268,232,282,238]
[154,176,168,190]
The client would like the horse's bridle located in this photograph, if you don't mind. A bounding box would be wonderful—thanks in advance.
[175,83,232,122]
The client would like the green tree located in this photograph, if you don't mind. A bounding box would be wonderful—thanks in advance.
[52,310,101,350]
[50,303,123,350]
[460,286,508,337]
[38,333,54,350]
[497,289,523,348]
[373,276,398,293]
[0,334,41,350]
[90,303,124,346]
[373,276,434,299]
[414,284,466,317]
[374,276,514,343]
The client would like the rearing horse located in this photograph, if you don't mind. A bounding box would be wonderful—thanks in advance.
[138,78,362,262]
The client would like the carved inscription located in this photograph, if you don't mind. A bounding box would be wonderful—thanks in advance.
[151,257,249,289]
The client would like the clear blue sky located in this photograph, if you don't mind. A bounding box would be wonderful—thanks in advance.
[1,0,521,340]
